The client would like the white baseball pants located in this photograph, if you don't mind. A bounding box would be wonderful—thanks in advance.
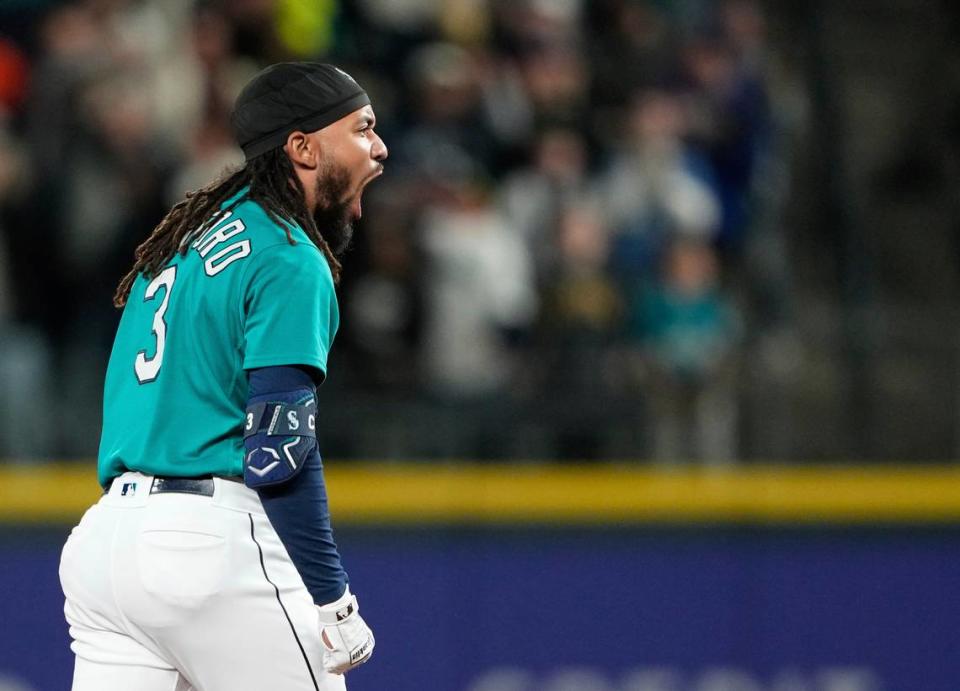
[59,472,347,691]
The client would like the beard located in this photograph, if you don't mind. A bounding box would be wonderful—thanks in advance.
[312,159,355,258]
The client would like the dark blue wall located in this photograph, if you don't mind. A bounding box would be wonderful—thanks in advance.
[2,527,956,690]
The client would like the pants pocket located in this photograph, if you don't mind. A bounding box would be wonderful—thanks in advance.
[136,529,227,610]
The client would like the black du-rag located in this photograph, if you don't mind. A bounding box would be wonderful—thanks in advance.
[231,62,370,161]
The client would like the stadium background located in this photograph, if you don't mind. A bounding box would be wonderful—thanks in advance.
[0,0,959,689]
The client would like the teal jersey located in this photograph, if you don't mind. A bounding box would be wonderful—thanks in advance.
[97,193,339,486]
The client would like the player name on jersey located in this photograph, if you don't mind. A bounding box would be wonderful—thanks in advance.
[191,211,252,277]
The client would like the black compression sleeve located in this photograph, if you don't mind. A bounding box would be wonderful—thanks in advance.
[248,366,348,605]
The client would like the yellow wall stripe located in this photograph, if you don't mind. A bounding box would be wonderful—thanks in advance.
[3,463,960,525]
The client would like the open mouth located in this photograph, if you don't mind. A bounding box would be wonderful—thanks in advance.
[350,166,384,221]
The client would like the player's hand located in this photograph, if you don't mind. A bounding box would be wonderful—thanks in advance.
[317,588,375,674]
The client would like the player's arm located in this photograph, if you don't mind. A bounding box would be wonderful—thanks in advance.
[244,364,374,674]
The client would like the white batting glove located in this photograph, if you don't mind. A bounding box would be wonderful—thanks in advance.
[317,587,375,674]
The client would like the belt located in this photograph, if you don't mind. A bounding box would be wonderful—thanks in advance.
[151,477,216,496]
[105,475,226,497]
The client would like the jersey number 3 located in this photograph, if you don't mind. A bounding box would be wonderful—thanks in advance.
[135,266,177,384]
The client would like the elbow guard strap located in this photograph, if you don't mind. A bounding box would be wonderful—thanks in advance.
[243,393,318,489]
[244,402,317,439]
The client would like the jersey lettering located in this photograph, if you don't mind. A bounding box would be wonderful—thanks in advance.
[196,219,245,256]
[191,211,231,249]
[205,240,252,276]
[193,212,242,255]
[192,213,253,276]
[134,266,177,383]
[190,211,231,249]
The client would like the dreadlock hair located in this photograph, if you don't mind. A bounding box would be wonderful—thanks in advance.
[114,147,342,308]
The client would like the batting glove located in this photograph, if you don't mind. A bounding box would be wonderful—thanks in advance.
[317,587,375,674]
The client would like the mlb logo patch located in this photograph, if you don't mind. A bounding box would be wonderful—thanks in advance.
[121,482,137,496]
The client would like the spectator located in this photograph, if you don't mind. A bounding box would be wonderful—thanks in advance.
[630,238,741,464]
[681,13,772,254]
[342,191,421,394]
[537,201,625,459]
[398,42,499,174]
[499,126,594,274]
[0,118,54,460]
[417,170,537,457]
[601,88,722,281]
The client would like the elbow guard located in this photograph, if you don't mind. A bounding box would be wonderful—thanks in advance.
[243,391,318,489]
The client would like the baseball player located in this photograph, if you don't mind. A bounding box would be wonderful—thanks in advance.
[58,63,387,691]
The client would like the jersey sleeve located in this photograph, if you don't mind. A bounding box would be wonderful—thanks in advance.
[241,242,339,376]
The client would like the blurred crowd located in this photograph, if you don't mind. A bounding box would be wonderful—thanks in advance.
[0,0,800,463]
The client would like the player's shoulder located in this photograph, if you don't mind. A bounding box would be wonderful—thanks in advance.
[249,236,332,281]
[198,190,332,285]
[226,195,307,246]
[234,223,332,286]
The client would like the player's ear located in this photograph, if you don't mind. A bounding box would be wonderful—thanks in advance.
[284,131,318,170]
